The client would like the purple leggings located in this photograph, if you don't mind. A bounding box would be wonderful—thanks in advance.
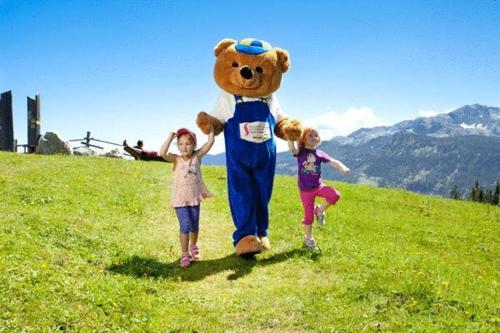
[175,205,200,234]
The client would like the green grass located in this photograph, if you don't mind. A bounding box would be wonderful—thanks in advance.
[0,152,498,332]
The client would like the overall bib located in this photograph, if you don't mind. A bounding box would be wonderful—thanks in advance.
[224,95,277,245]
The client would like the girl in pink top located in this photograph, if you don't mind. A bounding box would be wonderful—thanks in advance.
[288,127,350,250]
[160,127,215,268]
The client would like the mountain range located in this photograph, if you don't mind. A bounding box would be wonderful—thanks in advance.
[204,104,500,197]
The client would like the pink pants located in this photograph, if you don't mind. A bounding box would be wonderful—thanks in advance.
[299,184,340,225]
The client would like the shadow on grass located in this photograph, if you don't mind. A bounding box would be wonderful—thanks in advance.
[107,248,318,281]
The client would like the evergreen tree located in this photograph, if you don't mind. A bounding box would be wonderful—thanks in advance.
[493,181,500,205]
[449,185,461,200]
[469,181,479,201]
[484,189,493,204]
[468,187,476,201]
[478,187,484,203]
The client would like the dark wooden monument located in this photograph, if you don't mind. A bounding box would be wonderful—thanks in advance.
[0,90,15,152]
[27,93,41,153]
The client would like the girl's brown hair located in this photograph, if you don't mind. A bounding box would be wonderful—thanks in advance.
[298,127,321,149]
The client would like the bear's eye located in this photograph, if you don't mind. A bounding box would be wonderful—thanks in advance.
[232,62,239,68]
[256,66,263,73]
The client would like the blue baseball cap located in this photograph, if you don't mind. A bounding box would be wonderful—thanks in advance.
[235,38,272,55]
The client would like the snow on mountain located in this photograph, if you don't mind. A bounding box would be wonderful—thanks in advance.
[334,104,500,146]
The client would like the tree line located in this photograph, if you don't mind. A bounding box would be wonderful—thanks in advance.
[450,181,500,205]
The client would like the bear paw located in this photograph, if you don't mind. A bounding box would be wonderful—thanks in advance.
[283,119,303,141]
[235,235,262,258]
[196,112,224,135]
[275,118,303,141]
[258,236,271,251]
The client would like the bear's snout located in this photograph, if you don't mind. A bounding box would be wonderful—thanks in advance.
[240,67,253,80]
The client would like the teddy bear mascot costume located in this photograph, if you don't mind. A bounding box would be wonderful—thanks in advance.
[197,38,303,258]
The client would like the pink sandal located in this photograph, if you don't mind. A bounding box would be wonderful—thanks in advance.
[190,244,201,261]
[180,252,190,268]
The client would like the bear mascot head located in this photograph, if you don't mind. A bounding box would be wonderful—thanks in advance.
[197,38,303,257]
[214,38,290,98]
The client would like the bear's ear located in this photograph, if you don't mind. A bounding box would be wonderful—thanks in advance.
[275,48,290,73]
[214,39,237,57]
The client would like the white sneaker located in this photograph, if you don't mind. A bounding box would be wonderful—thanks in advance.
[303,237,317,250]
[315,205,326,225]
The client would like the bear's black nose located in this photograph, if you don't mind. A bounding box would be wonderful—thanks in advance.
[240,67,253,80]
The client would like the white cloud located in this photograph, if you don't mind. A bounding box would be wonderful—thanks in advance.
[417,110,440,118]
[417,107,456,118]
[304,107,386,141]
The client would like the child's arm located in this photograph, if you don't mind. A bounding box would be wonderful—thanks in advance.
[196,127,215,158]
[287,140,299,155]
[159,132,177,163]
[328,159,351,176]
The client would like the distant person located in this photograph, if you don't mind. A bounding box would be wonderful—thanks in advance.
[287,127,350,250]
[123,139,165,161]
[134,140,144,150]
[159,126,215,268]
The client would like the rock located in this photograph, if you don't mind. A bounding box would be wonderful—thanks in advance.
[101,148,124,159]
[73,147,97,156]
[36,132,71,155]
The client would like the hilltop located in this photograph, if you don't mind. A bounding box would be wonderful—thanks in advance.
[0,152,498,331]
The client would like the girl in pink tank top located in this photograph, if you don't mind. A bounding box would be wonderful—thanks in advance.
[159,127,215,268]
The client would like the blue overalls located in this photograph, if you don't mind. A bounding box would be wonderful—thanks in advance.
[224,95,277,245]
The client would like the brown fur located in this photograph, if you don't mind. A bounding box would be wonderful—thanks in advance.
[213,40,290,98]
[275,118,303,141]
[197,38,302,139]
[196,111,224,135]
[214,39,237,57]
[235,235,263,257]
[199,38,304,257]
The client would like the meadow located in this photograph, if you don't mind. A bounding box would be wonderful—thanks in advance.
[0,152,498,332]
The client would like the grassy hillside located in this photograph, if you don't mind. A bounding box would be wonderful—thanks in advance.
[0,152,498,332]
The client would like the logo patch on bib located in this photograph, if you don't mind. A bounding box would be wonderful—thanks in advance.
[239,121,271,143]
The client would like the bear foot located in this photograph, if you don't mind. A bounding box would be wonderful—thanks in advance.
[235,235,262,258]
[258,236,271,251]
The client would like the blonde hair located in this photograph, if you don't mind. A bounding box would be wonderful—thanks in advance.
[298,127,321,149]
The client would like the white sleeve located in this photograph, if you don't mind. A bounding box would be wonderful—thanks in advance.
[269,94,286,122]
[211,91,234,124]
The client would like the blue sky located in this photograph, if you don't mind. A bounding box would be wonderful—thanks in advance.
[1,0,499,154]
